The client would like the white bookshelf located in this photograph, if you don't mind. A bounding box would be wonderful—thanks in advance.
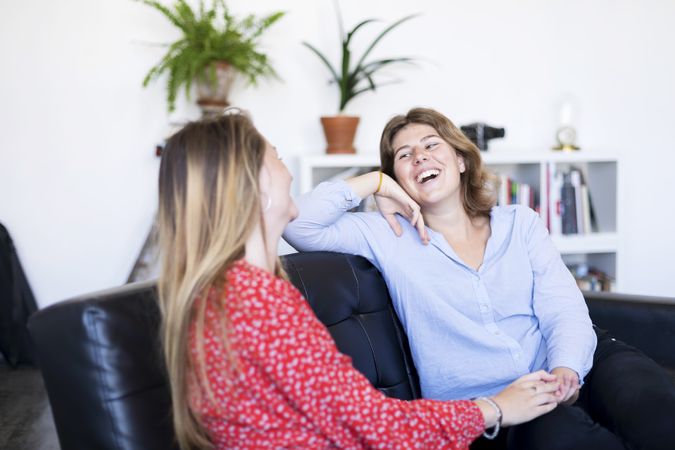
[298,152,619,290]
[299,154,382,193]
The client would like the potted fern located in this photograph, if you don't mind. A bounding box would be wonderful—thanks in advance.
[303,4,417,153]
[141,0,284,114]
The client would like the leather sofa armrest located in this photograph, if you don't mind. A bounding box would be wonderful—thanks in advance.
[584,291,675,374]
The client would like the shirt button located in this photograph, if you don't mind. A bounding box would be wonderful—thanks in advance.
[480,304,490,312]
[494,330,501,335]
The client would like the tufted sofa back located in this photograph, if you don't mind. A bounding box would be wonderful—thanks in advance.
[284,251,420,400]
[28,252,420,450]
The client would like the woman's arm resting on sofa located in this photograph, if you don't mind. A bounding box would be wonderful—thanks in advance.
[283,177,407,260]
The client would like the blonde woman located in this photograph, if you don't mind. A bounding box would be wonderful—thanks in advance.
[157,110,560,449]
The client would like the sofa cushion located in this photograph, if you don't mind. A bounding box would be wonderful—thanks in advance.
[585,291,675,374]
[28,281,176,450]
[283,252,421,400]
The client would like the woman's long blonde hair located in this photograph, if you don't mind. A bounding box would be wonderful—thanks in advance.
[157,111,266,449]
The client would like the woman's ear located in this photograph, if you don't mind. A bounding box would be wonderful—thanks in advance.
[457,155,466,173]
[258,160,275,213]
[258,163,271,199]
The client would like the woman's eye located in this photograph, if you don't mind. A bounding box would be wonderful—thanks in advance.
[425,142,438,150]
[398,153,410,160]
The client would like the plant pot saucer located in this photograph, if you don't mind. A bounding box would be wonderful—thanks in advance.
[197,98,230,116]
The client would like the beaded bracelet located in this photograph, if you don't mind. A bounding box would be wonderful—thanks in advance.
[476,397,502,439]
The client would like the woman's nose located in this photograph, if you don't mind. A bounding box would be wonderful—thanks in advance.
[413,149,428,164]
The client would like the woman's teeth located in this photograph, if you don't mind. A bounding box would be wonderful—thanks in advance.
[416,169,440,184]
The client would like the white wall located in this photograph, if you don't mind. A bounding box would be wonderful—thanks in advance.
[1,0,674,307]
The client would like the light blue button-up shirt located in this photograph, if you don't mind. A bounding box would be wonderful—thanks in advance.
[283,181,597,401]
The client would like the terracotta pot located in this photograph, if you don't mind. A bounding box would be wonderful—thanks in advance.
[320,116,360,154]
[196,61,236,116]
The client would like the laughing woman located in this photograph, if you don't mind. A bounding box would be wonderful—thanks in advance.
[156,110,561,450]
[283,107,675,450]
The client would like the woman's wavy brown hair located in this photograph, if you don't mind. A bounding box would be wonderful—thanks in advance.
[380,107,497,219]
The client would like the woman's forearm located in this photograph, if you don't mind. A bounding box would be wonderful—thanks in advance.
[283,180,367,254]
[345,171,382,199]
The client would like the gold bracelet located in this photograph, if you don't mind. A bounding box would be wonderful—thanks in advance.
[375,171,384,194]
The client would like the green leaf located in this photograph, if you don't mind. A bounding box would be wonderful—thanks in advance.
[141,1,187,32]
[139,0,284,112]
[302,6,420,113]
[353,14,419,74]
[302,42,340,84]
[345,19,377,46]
[350,79,400,98]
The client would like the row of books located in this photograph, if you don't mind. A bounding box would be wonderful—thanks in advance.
[495,174,537,210]
[547,165,597,235]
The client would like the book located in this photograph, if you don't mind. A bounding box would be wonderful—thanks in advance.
[560,173,578,235]
[569,169,584,233]
[548,165,601,236]
[548,166,563,235]
[495,173,536,211]
[580,184,591,235]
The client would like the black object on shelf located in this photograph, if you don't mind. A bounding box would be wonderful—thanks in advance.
[460,122,505,151]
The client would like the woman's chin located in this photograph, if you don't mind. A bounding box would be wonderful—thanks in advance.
[418,192,451,210]
[287,204,300,222]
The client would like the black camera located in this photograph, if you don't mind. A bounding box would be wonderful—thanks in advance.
[460,123,505,151]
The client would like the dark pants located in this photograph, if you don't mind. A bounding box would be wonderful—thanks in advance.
[470,327,675,450]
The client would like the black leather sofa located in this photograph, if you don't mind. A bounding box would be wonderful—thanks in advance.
[28,252,675,450]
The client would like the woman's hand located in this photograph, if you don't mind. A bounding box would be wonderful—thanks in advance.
[487,370,560,427]
[550,367,580,405]
[374,173,429,244]
[345,171,428,244]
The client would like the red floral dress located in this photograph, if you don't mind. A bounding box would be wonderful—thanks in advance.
[188,259,484,449]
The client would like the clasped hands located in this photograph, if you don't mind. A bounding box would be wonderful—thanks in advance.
[550,366,581,405]
[487,367,580,428]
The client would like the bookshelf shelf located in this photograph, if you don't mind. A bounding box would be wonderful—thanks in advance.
[298,152,619,290]
[550,232,618,254]
[299,154,380,193]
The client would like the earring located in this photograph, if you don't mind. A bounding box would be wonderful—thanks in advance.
[262,195,272,213]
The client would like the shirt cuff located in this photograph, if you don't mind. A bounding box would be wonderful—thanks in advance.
[331,179,363,209]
